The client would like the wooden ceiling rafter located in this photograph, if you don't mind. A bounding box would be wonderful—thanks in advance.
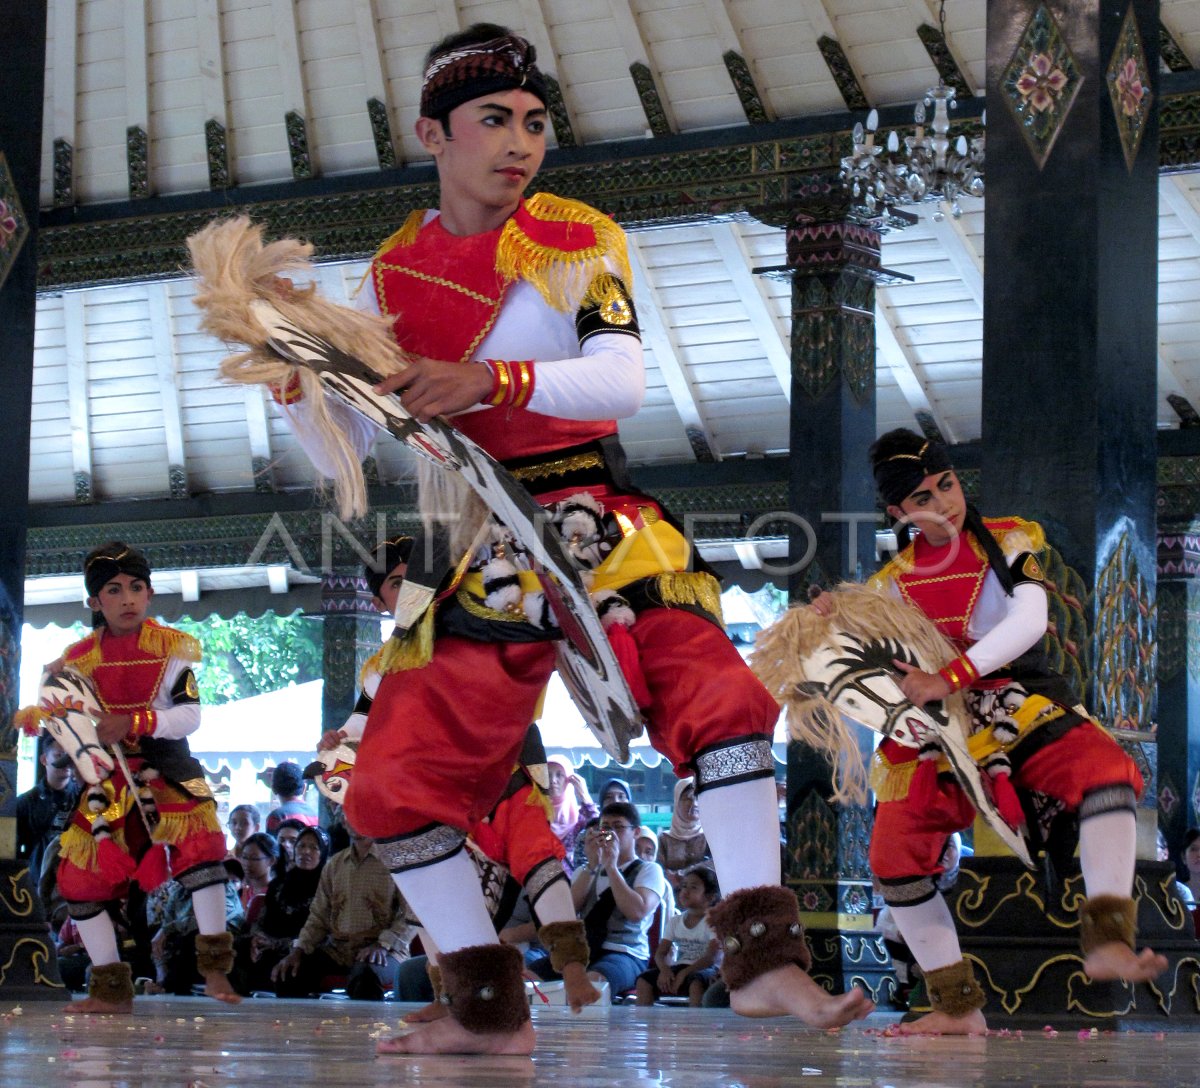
[875,286,958,444]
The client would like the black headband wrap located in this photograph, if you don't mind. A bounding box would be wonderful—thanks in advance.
[420,34,548,120]
[872,438,954,508]
[365,535,414,598]
[84,547,152,598]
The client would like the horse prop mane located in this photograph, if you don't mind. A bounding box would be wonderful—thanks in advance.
[751,582,1032,866]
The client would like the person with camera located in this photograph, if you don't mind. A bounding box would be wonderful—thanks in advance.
[569,801,666,999]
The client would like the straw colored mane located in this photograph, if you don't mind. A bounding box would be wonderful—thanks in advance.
[751,581,968,805]
[187,216,486,547]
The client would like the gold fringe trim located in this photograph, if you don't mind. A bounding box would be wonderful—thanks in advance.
[372,210,427,262]
[869,750,922,803]
[371,608,437,676]
[654,572,724,624]
[496,193,632,313]
[155,804,221,846]
[525,782,554,822]
[59,821,128,871]
[66,636,103,678]
[138,620,202,663]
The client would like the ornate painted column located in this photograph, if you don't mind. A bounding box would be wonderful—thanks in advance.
[317,574,382,826]
[762,200,909,1003]
[956,0,1200,1022]
[0,3,61,999]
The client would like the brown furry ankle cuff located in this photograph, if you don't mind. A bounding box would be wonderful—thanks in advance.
[537,920,589,973]
[1079,894,1136,954]
[90,961,134,1005]
[706,885,812,991]
[924,959,986,1017]
[195,931,236,976]
[427,961,443,999]
[439,944,530,1034]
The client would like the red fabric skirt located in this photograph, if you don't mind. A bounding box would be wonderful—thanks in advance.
[469,783,566,885]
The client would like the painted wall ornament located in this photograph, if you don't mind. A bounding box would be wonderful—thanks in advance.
[1106,6,1153,173]
[0,153,29,294]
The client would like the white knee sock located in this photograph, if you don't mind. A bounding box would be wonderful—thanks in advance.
[393,850,498,954]
[191,882,228,935]
[1080,809,1136,899]
[888,893,963,973]
[532,876,576,927]
[695,777,782,894]
[76,912,121,967]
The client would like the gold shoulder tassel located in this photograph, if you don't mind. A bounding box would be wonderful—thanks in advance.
[374,607,437,675]
[138,621,202,663]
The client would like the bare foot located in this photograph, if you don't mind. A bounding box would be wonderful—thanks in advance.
[203,970,242,1005]
[65,995,133,1014]
[897,1008,987,1035]
[377,1016,536,1055]
[729,963,875,1028]
[1083,942,1168,983]
[402,1000,448,1024]
[561,962,601,1013]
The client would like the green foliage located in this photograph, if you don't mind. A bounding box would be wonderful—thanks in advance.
[173,611,324,705]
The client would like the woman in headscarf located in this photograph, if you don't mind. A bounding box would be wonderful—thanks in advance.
[547,755,598,876]
[231,825,330,995]
[598,776,634,809]
[657,778,710,891]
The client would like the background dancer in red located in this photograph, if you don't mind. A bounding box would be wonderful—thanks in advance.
[820,430,1164,1033]
[52,542,237,1011]
[280,24,872,1054]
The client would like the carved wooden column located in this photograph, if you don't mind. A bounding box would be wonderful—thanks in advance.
[0,2,62,999]
[953,0,1200,1023]
[759,200,910,1003]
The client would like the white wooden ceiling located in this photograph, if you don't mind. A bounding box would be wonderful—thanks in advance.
[26,0,1200,506]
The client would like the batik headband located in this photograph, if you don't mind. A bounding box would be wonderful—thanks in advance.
[420,34,548,120]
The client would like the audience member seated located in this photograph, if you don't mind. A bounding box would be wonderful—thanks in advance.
[265,763,320,834]
[239,832,277,913]
[657,778,710,891]
[150,874,245,995]
[227,803,261,860]
[269,822,413,1000]
[568,801,666,1000]
[55,915,90,993]
[272,817,311,873]
[635,828,675,918]
[16,736,80,886]
[1183,828,1200,903]
[635,866,721,1007]
[547,755,598,876]
[598,776,634,809]
[231,825,329,996]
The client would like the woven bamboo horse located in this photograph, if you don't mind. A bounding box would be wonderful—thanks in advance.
[751,582,1032,865]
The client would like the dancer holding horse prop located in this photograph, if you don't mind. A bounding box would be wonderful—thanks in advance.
[767,429,1162,1034]
[39,542,236,1011]
[188,22,871,1054]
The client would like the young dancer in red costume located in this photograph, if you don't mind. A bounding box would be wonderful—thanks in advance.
[281,24,872,1054]
[819,430,1164,1034]
[53,542,238,1011]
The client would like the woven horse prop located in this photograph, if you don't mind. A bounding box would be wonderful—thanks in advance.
[30,669,115,786]
[751,582,1033,867]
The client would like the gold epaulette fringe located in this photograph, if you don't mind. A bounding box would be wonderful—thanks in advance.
[66,636,103,678]
[374,608,437,675]
[654,572,724,625]
[496,193,632,313]
[372,210,427,261]
[525,781,554,822]
[869,749,922,803]
[138,621,202,663]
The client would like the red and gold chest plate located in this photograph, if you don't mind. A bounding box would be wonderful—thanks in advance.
[891,534,990,648]
[67,631,168,713]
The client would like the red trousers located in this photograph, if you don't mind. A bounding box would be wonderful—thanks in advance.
[345,609,779,841]
[469,783,566,884]
[870,721,1143,881]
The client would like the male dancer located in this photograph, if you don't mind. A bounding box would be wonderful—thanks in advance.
[836,430,1164,1033]
[53,542,237,1011]
[279,24,872,1053]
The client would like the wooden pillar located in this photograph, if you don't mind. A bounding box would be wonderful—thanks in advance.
[767,201,909,1003]
[0,3,61,1000]
[952,0,1200,1022]
[1156,568,1200,859]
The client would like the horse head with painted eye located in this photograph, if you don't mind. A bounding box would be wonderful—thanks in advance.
[36,669,116,786]
[304,742,357,805]
[751,582,970,805]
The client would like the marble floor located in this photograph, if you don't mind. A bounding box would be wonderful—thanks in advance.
[0,997,1194,1087]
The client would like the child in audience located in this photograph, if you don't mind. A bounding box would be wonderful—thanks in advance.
[634,865,720,1007]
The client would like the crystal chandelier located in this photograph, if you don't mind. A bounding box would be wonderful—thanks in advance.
[839,2,984,220]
